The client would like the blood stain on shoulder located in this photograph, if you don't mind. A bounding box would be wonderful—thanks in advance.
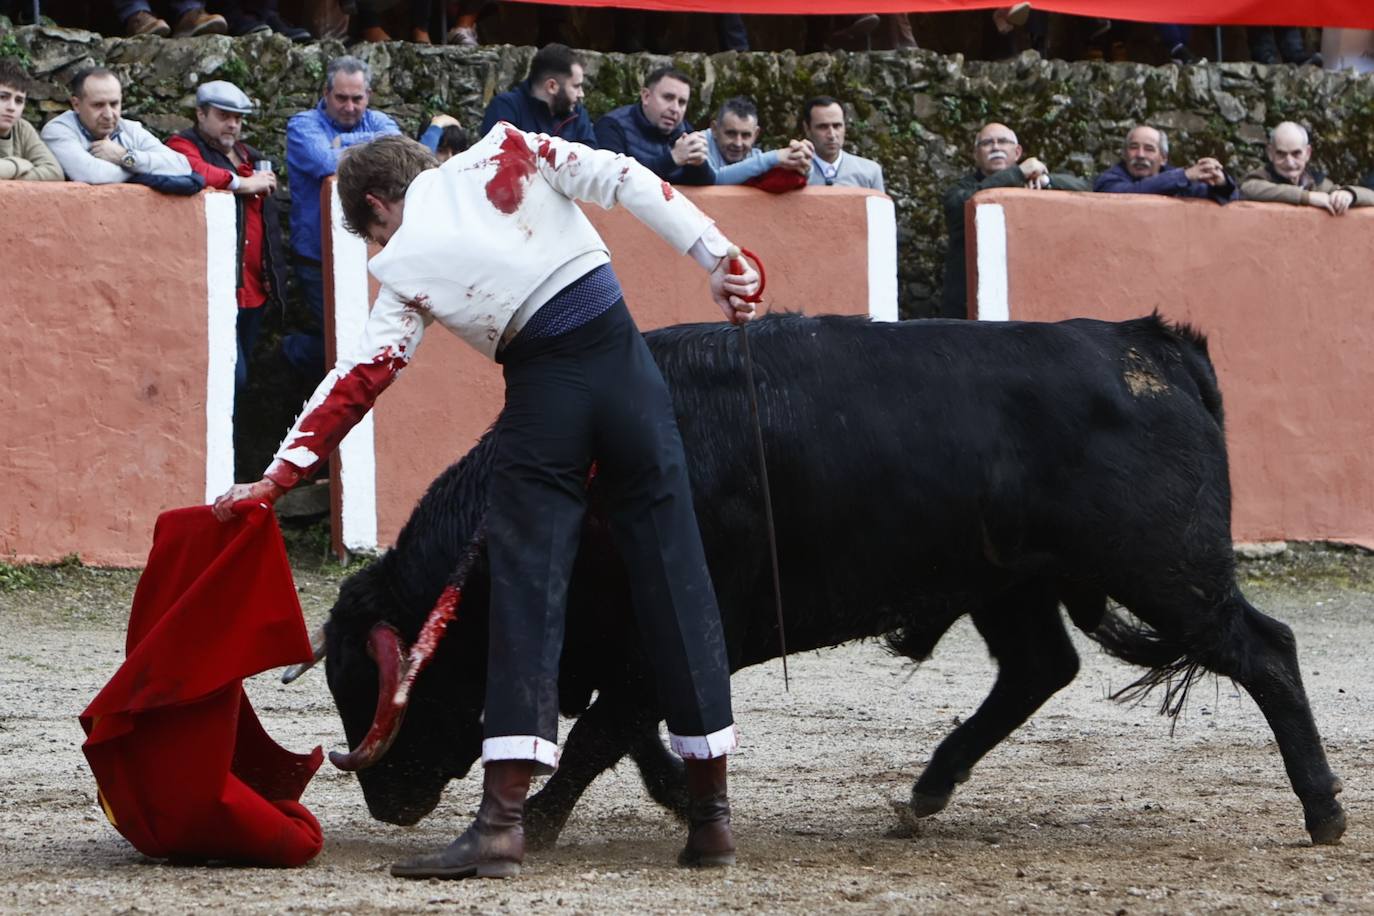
[486,128,537,214]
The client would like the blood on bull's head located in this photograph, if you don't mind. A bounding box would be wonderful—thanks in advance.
[321,565,490,825]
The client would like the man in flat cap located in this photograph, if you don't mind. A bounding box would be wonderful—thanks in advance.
[169,80,286,393]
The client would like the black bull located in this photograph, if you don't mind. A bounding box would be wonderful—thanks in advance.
[321,313,1345,847]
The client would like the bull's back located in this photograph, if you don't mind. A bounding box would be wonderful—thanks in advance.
[645,314,1234,635]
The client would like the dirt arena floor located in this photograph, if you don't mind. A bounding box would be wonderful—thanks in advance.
[2,546,1372,914]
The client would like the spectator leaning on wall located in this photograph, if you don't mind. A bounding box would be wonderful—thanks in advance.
[480,43,596,146]
[0,58,63,181]
[418,113,469,163]
[41,67,200,194]
[1093,124,1237,203]
[706,96,812,186]
[940,121,1088,320]
[1240,121,1374,216]
[800,96,884,191]
[284,56,401,378]
[167,80,286,393]
[594,66,715,185]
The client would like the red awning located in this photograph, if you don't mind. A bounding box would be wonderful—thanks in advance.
[506,0,1374,31]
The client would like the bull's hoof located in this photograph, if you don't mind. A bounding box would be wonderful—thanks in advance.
[1307,808,1347,846]
[909,790,952,818]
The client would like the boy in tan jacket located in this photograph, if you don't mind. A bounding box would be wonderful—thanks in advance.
[0,59,63,181]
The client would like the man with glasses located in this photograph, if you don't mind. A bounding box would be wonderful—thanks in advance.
[939,122,1087,319]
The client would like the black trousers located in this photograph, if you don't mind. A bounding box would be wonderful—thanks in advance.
[483,300,734,767]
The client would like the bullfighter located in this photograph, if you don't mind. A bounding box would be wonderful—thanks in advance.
[212,126,760,880]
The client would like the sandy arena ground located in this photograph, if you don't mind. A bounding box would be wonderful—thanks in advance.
[2,548,1372,914]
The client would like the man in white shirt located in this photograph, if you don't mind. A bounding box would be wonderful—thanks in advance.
[213,129,760,881]
[801,95,884,191]
[40,67,192,186]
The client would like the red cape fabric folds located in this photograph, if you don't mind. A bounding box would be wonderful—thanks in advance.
[506,0,1373,30]
[80,504,324,867]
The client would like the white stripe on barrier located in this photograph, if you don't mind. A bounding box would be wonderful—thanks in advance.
[204,191,238,503]
[866,195,899,321]
[974,202,1009,322]
[331,184,380,553]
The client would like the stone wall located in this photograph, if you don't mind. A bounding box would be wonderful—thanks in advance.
[5,22,1374,317]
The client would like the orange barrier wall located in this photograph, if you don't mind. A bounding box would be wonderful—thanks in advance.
[967,188,1374,547]
[0,183,237,566]
[326,184,897,552]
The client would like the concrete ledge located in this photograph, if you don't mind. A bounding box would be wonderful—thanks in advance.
[0,183,235,566]
[969,188,1374,548]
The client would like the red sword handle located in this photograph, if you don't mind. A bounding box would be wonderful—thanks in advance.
[726,245,766,305]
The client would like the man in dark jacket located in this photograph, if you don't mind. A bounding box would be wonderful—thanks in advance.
[594,66,714,185]
[480,43,596,146]
[1093,124,1236,202]
[940,121,1088,319]
[167,80,286,391]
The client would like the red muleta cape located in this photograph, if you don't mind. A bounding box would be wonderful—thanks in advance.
[79,504,324,866]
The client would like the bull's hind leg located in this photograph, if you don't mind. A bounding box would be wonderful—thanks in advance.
[910,585,1079,817]
[1128,590,1345,844]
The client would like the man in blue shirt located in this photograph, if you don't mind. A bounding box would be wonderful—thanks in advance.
[1093,125,1236,203]
[706,96,812,185]
[594,66,714,186]
[284,56,401,376]
[480,43,596,146]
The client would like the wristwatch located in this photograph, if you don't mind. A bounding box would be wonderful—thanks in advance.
[121,151,136,169]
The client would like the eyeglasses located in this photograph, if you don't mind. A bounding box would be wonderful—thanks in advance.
[976,137,1017,149]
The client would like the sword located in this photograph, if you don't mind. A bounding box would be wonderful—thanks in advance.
[727,246,789,691]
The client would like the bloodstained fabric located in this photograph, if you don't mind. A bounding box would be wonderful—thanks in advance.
[504,0,1374,29]
[79,504,324,867]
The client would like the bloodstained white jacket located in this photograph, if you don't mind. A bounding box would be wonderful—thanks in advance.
[265,122,729,488]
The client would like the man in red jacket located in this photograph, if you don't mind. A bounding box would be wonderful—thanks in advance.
[168,80,286,391]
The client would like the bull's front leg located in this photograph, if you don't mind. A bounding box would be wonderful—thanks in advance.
[524,689,654,849]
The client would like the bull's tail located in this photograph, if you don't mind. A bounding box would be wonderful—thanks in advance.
[1086,606,1207,726]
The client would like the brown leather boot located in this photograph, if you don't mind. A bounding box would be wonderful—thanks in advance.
[124,10,170,36]
[391,760,534,880]
[678,756,736,868]
[171,8,228,37]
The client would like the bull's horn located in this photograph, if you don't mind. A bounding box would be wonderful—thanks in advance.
[281,623,328,684]
[329,622,410,771]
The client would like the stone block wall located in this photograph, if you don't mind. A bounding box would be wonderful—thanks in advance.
[5,22,1374,317]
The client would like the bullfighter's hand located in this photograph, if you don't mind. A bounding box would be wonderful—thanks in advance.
[90,139,129,165]
[1328,188,1354,215]
[212,477,287,522]
[710,257,759,325]
[1307,191,1331,213]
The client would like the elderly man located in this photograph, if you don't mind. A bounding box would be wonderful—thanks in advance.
[284,56,401,376]
[167,81,285,392]
[0,58,63,181]
[940,122,1088,319]
[40,67,194,189]
[212,129,761,881]
[1094,125,1236,202]
[706,96,812,186]
[480,43,596,146]
[594,66,714,185]
[800,96,884,191]
[1241,121,1374,215]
